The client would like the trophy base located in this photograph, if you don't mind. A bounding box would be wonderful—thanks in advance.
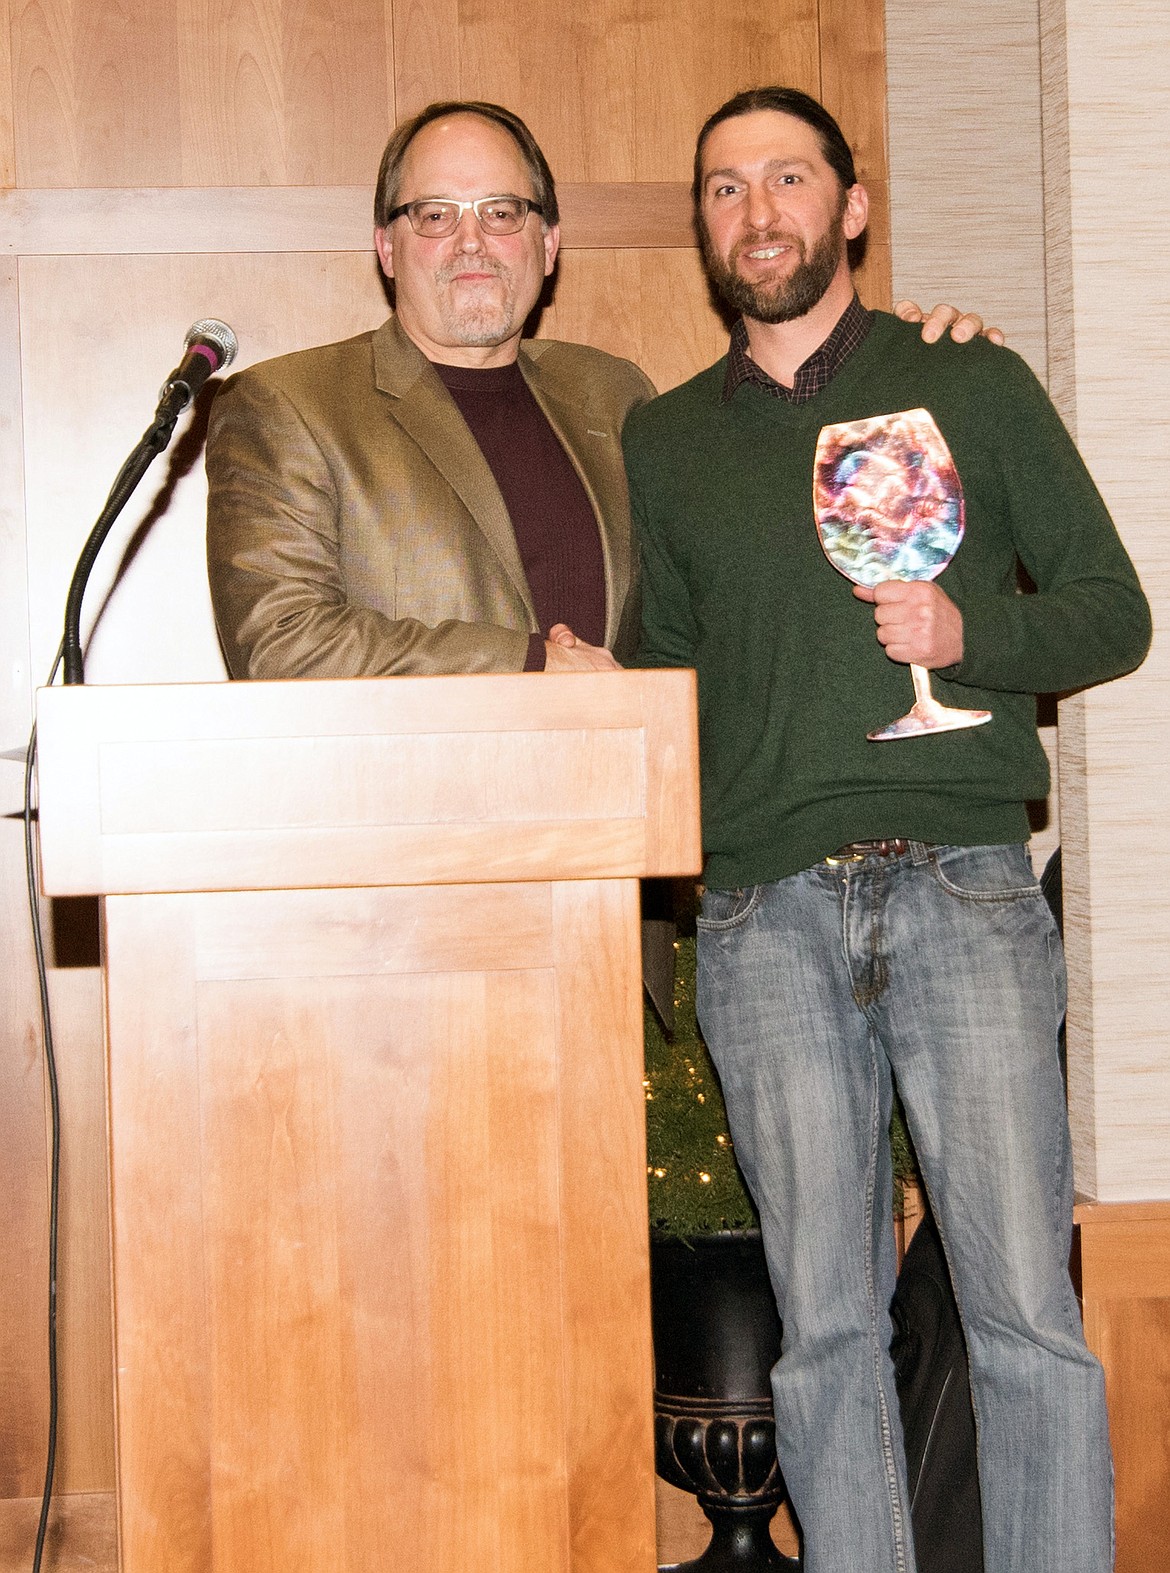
[868,702,992,742]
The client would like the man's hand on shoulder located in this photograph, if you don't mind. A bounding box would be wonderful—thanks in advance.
[894,300,1006,347]
[852,581,964,669]
[544,623,622,672]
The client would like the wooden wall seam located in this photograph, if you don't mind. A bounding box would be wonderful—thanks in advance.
[0,183,700,252]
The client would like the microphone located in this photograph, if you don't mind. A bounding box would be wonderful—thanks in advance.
[156,319,238,417]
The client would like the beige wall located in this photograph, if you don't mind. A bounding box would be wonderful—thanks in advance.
[885,0,1169,1200]
[886,0,1049,384]
[1050,0,1170,1200]
[885,0,1060,864]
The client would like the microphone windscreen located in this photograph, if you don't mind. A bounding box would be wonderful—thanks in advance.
[185,318,239,372]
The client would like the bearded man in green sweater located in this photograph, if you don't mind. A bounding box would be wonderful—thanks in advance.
[623,87,1151,1573]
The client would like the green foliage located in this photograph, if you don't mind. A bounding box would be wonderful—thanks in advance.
[643,936,759,1235]
[643,928,920,1235]
[890,1090,917,1216]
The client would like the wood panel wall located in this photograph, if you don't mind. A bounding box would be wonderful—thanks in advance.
[0,0,892,1509]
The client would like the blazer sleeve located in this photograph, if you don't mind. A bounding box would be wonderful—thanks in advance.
[206,368,533,678]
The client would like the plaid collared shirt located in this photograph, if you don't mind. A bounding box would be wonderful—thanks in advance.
[720,294,875,406]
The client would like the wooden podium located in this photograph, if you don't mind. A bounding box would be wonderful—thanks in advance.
[35,671,701,1573]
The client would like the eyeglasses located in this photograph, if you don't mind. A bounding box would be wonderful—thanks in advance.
[386,195,544,238]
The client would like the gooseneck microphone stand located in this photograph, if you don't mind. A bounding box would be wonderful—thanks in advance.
[61,317,237,684]
[61,413,180,684]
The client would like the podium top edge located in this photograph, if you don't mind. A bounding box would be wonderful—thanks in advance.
[35,668,695,698]
[35,669,698,733]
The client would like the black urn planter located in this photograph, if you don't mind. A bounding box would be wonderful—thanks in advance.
[650,1229,799,1572]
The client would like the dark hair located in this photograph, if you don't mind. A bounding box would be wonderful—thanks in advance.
[692,86,857,203]
[374,100,559,229]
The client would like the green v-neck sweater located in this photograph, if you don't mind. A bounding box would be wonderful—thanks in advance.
[623,312,1151,890]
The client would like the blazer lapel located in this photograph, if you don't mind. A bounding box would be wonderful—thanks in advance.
[519,346,633,652]
[371,316,536,620]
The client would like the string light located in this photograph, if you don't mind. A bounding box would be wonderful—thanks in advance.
[644,931,760,1233]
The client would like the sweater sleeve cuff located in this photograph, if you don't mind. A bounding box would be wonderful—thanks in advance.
[524,632,547,672]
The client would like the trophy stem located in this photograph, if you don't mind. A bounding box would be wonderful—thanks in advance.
[867,664,993,742]
[910,664,933,709]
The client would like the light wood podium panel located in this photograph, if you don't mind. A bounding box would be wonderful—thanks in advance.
[35,670,700,1573]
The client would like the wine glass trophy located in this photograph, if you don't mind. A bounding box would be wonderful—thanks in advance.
[813,407,992,742]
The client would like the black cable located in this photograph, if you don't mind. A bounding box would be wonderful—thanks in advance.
[29,321,234,1552]
[24,642,63,1573]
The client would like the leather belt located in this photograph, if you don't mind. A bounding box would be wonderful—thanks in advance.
[824,838,913,865]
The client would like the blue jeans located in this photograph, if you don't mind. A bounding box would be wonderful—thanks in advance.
[696,842,1112,1573]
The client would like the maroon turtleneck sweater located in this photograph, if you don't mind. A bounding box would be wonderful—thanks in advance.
[434,359,606,669]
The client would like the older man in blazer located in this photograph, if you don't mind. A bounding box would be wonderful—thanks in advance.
[207,99,651,678]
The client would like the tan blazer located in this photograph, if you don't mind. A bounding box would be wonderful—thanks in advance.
[206,314,656,678]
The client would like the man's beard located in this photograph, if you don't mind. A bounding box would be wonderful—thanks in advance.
[435,259,520,347]
[701,211,845,324]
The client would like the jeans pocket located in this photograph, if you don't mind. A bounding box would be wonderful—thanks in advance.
[696,884,763,930]
[927,843,1042,902]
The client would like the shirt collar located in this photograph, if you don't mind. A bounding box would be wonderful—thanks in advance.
[721,293,875,405]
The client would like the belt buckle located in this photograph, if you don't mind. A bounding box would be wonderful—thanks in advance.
[824,846,868,867]
[825,838,908,867]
